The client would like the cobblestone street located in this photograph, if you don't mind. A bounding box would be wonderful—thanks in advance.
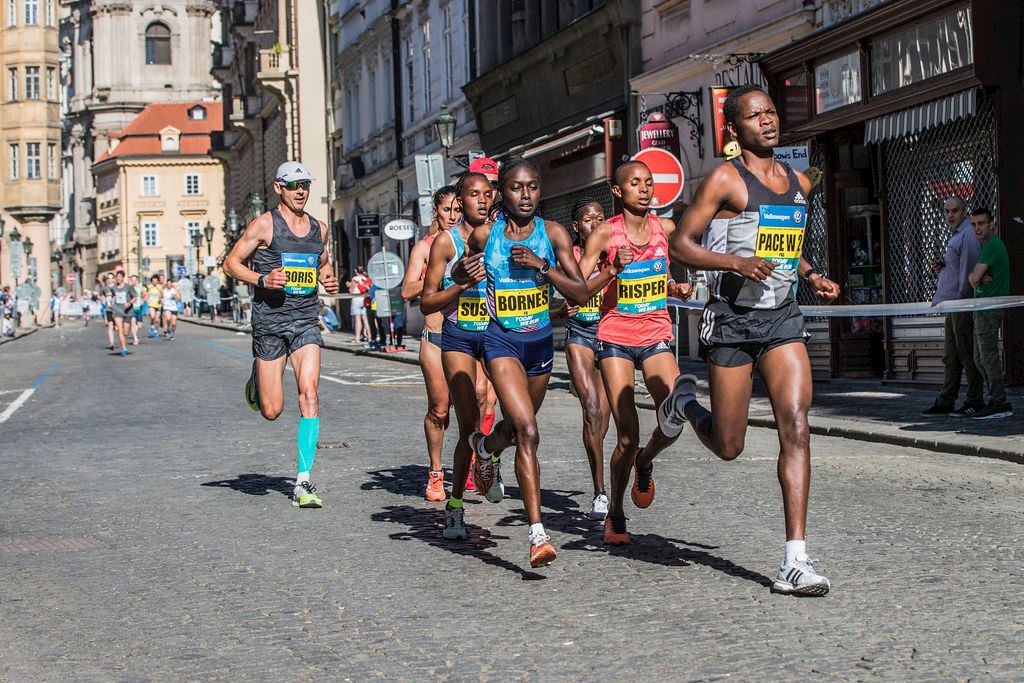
[1,325,1022,679]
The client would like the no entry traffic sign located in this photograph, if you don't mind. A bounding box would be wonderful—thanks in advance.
[632,147,685,209]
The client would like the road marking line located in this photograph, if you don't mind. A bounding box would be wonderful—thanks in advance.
[0,361,57,424]
[374,373,423,383]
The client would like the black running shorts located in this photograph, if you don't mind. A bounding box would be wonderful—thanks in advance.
[698,299,808,368]
[252,323,323,361]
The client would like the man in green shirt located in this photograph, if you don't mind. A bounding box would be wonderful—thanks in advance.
[967,207,1012,419]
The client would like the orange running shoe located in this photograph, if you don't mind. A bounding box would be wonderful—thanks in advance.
[603,517,631,545]
[425,470,446,501]
[631,452,655,509]
[529,535,557,568]
[465,454,476,491]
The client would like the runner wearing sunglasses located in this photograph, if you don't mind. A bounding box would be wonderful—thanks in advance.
[224,161,340,509]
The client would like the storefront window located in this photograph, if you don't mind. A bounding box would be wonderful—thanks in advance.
[814,51,862,114]
[781,70,810,127]
[870,7,972,97]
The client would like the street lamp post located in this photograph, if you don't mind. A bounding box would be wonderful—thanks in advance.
[204,220,215,261]
[0,215,5,285]
[194,231,204,276]
[433,105,457,159]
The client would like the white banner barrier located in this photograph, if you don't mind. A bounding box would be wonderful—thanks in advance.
[668,295,1024,317]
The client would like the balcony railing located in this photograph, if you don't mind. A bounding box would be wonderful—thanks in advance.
[257,48,291,78]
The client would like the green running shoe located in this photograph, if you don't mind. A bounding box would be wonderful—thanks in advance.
[244,361,259,412]
[292,481,322,508]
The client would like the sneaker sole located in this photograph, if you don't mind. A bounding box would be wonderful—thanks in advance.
[771,580,830,596]
[657,374,696,439]
[442,530,467,540]
[588,509,608,521]
[530,547,557,568]
[973,412,1013,420]
[292,500,323,508]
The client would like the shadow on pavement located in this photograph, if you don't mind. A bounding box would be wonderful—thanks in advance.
[371,504,547,581]
[201,473,293,499]
[361,464,430,499]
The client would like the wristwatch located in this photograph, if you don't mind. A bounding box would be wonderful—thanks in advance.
[539,262,550,276]
[257,274,266,289]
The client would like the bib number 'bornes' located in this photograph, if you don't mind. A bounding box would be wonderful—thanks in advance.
[494,281,550,330]
[753,204,806,271]
[616,258,667,314]
[282,252,319,295]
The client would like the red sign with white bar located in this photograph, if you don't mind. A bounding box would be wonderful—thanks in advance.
[66,273,76,284]
[631,147,685,209]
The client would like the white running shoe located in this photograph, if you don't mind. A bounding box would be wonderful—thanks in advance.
[658,374,697,439]
[442,503,467,540]
[588,493,609,520]
[773,557,831,596]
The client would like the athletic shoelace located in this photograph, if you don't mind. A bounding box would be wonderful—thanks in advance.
[635,464,653,492]
[530,533,551,547]
[446,507,464,529]
[298,482,317,495]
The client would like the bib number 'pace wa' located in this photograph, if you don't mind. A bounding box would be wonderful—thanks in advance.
[282,252,319,295]
[616,258,667,314]
[754,204,806,271]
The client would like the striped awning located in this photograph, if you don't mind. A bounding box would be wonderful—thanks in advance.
[864,88,976,144]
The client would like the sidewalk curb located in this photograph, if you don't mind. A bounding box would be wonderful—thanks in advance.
[186,318,1023,464]
[0,324,51,347]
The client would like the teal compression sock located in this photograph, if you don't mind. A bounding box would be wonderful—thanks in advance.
[297,417,320,475]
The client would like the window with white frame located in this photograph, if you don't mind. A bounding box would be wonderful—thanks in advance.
[23,0,36,24]
[9,143,19,180]
[8,67,17,100]
[420,20,432,115]
[442,4,454,101]
[141,175,157,196]
[404,34,414,123]
[47,142,56,179]
[44,0,52,25]
[367,67,377,134]
[185,220,200,247]
[7,0,15,26]
[185,174,200,195]
[45,66,54,100]
[143,221,158,247]
[26,142,40,179]
[24,66,39,100]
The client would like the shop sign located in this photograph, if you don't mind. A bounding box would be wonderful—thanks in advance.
[709,86,737,158]
[815,51,862,114]
[638,112,681,159]
[773,146,810,172]
[356,213,381,239]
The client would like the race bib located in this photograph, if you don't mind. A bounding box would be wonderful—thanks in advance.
[616,258,667,314]
[754,204,806,271]
[575,289,603,323]
[282,252,319,295]
[494,281,550,331]
[148,292,159,305]
[456,289,488,332]
[115,291,127,305]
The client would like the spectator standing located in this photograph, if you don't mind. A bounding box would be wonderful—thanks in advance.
[966,208,1013,419]
[923,196,984,416]
[347,265,370,343]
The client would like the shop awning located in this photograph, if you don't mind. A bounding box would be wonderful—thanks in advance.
[864,88,976,144]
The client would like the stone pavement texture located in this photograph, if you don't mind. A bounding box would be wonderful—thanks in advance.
[1,324,1022,679]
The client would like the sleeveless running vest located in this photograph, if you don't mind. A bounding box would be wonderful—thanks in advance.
[571,245,604,325]
[702,158,807,309]
[597,214,672,347]
[484,216,556,333]
[443,227,488,331]
[252,208,323,331]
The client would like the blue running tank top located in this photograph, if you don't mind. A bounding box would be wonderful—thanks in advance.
[443,227,489,331]
[484,216,556,333]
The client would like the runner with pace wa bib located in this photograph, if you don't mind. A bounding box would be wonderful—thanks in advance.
[452,157,589,568]
[578,161,693,544]
[663,85,841,596]
[223,161,340,509]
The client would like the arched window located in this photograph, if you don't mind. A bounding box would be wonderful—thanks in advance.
[144,23,171,65]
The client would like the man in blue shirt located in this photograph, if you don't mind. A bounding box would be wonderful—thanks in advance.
[923,195,983,416]
[318,299,338,333]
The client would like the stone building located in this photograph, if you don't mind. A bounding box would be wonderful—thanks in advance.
[211,0,330,238]
[0,0,62,323]
[59,0,219,291]
[91,101,225,281]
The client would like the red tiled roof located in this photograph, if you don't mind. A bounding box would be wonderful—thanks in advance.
[96,101,223,164]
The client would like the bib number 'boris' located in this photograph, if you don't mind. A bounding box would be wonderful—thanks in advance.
[616,258,667,314]
[754,204,806,271]
[494,282,550,331]
[282,252,319,295]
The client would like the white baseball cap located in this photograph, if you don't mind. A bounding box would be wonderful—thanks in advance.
[275,161,315,183]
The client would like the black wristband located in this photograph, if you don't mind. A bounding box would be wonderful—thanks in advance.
[257,274,266,289]
[802,268,821,282]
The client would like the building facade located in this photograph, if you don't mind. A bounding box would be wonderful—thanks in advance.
[91,101,226,281]
[759,0,1023,383]
[1,0,62,323]
[59,0,219,292]
[211,0,330,250]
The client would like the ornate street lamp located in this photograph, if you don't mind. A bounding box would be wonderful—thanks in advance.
[203,220,215,257]
[248,193,265,222]
[226,207,240,239]
[22,237,32,256]
[433,105,456,158]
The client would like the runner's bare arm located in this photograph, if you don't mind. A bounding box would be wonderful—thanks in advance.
[670,165,775,282]
[421,234,472,315]
[543,220,588,306]
[224,213,284,288]
[579,222,617,296]
[790,173,840,302]
[400,239,431,301]
[316,221,339,294]
[450,224,491,285]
